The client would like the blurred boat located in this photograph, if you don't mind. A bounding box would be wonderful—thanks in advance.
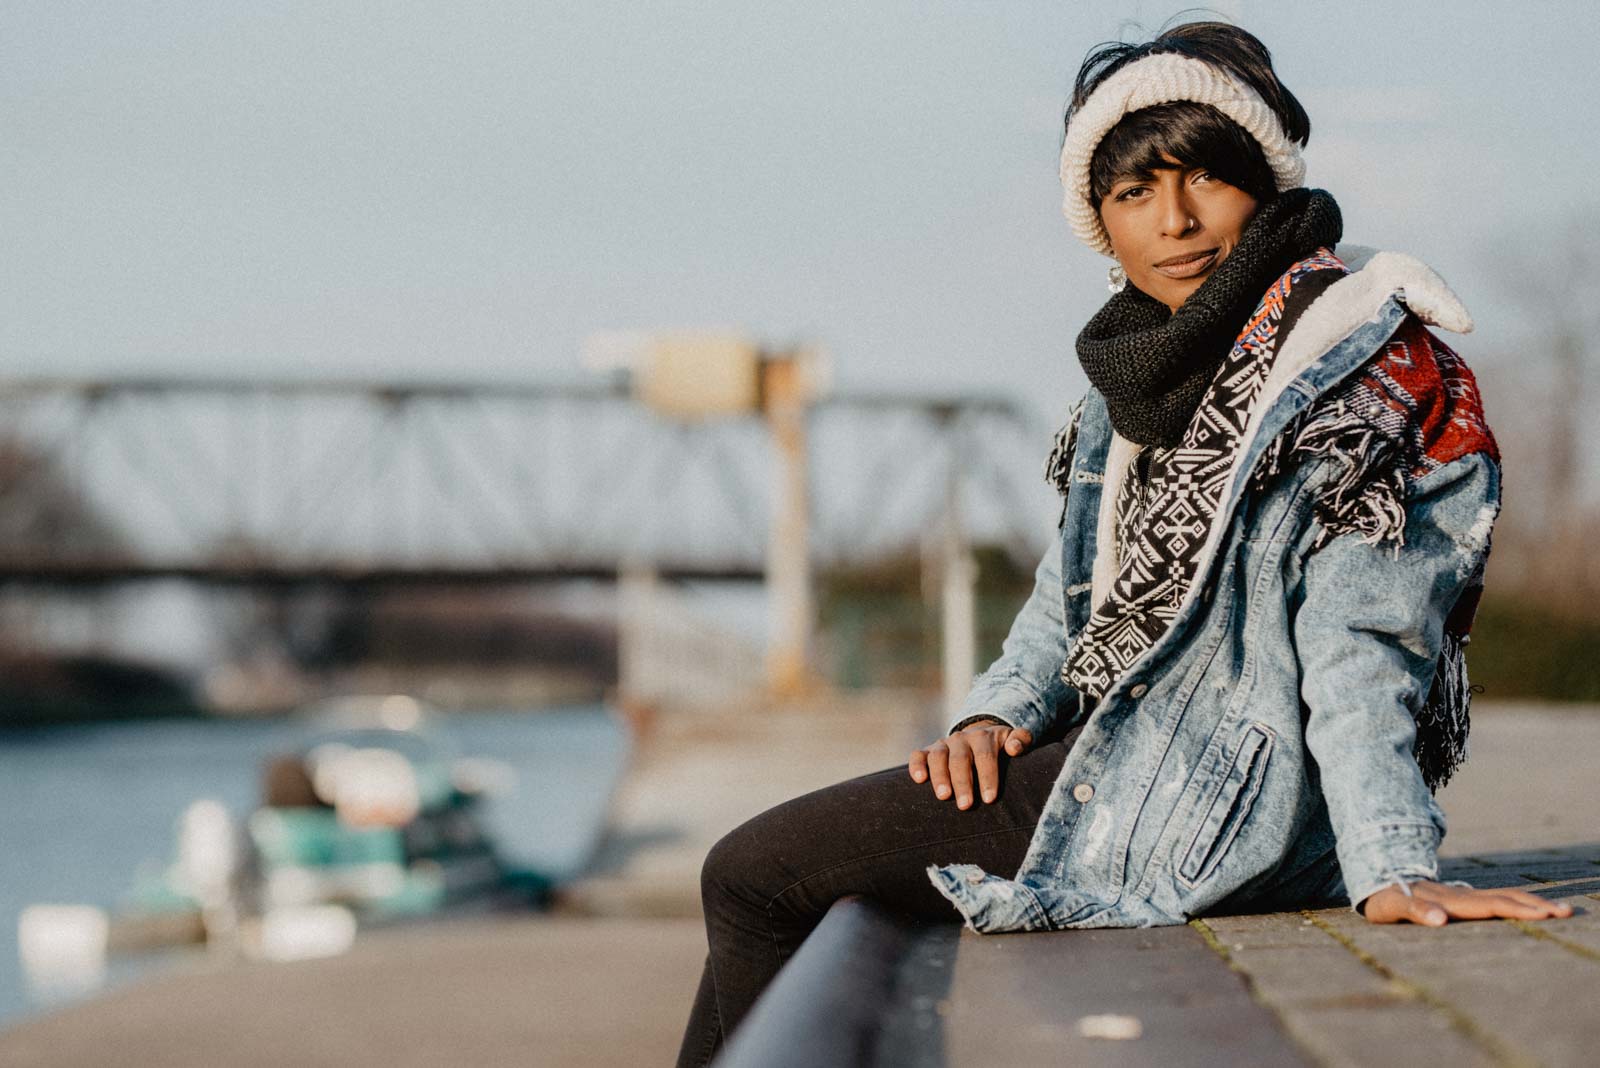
[112,694,550,960]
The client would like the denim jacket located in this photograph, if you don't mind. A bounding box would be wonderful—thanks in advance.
[927,248,1500,930]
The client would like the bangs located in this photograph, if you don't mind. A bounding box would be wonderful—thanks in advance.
[1089,101,1276,206]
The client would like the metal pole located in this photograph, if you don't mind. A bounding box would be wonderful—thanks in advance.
[616,562,658,708]
[940,430,977,722]
[763,358,813,697]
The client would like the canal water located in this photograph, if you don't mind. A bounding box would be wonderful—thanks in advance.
[0,706,630,1030]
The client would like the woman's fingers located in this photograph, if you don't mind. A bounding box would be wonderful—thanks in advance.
[968,730,1000,805]
[909,724,1032,806]
[946,733,977,808]
[1365,881,1576,925]
[1405,895,1449,926]
[1420,884,1573,921]
[1497,887,1573,918]
[926,742,953,801]
[1362,885,1440,925]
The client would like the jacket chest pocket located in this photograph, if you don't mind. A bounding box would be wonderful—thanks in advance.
[1175,723,1275,888]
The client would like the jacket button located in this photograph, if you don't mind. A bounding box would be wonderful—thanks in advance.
[1129,683,1148,698]
[1073,783,1094,803]
[966,870,985,886]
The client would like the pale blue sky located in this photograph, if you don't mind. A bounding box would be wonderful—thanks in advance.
[5,1,1597,415]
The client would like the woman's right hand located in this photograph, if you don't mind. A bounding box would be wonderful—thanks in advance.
[908,719,1034,809]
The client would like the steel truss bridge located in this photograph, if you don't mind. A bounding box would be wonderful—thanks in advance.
[0,377,1061,590]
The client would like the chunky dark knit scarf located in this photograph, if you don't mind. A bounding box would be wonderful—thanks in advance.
[1076,188,1344,447]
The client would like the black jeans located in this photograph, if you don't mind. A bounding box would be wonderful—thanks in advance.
[675,727,1082,1067]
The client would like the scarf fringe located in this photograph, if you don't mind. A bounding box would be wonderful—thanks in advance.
[1255,399,1408,554]
[1416,629,1472,793]
[1044,400,1085,529]
[1255,396,1477,794]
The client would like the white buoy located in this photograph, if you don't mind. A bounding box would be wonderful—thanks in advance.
[176,799,240,906]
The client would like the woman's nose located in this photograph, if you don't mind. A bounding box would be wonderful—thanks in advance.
[1158,188,1198,238]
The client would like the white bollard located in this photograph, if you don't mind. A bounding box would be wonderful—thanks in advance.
[18,904,109,1000]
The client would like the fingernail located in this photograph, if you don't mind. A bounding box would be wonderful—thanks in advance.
[1006,741,1019,754]
[982,789,996,803]
[935,786,949,799]
[1427,910,1446,924]
[957,795,970,809]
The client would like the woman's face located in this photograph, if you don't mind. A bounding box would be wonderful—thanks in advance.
[1099,155,1260,313]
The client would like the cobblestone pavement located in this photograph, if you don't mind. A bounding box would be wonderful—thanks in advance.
[1186,704,1600,1068]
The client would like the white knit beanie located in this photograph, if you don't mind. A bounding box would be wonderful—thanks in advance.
[1059,51,1307,258]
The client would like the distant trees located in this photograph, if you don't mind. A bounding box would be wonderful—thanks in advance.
[0,437,123,557]
[1482,214,1600,619]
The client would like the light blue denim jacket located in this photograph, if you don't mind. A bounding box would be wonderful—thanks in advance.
[928,249,1499,930]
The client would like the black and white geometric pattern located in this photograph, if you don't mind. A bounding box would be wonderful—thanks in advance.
[1060,251,1346,698]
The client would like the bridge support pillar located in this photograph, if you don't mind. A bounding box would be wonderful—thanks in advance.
[937,424,976,723]
[762,357,814,698]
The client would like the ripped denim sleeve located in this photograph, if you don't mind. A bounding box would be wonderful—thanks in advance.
[1257,370,1498,793]
[1292,450,1501,911]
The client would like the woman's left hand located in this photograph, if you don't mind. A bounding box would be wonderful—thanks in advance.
[1360,880,1573,926]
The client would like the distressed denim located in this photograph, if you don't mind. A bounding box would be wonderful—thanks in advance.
[929,289,1498,930]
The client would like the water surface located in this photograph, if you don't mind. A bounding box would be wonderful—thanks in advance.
[0,706,629,1029]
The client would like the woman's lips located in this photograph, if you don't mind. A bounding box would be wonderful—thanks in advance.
[1152,249,1218,279]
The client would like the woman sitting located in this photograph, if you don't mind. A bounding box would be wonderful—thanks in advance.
[676,20,1571,1068]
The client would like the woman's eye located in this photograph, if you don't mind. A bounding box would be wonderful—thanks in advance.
[1114,186,1147,202]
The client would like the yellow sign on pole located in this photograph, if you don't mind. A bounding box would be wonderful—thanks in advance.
[636,332,760,419]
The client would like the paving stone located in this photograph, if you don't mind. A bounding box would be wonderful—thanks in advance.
[1200,911,1329,949]
[1456,848,1581,869]
[1523,875,1600,894]
[1223,943,1396,1006]
[0,916,709,1068]
[941,925,1312,1067]
[1438,866,1544,889]
[1437,858,1495,876]
[1548,845,1600,863]
[1507,892,1600,958]
[1275,1004,1497,1068]
[1327,911,1600,1067]
[1205,915,1496,1068]
[1513,864,1600,885]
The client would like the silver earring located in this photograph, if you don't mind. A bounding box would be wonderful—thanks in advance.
[1107,264,1127,294]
